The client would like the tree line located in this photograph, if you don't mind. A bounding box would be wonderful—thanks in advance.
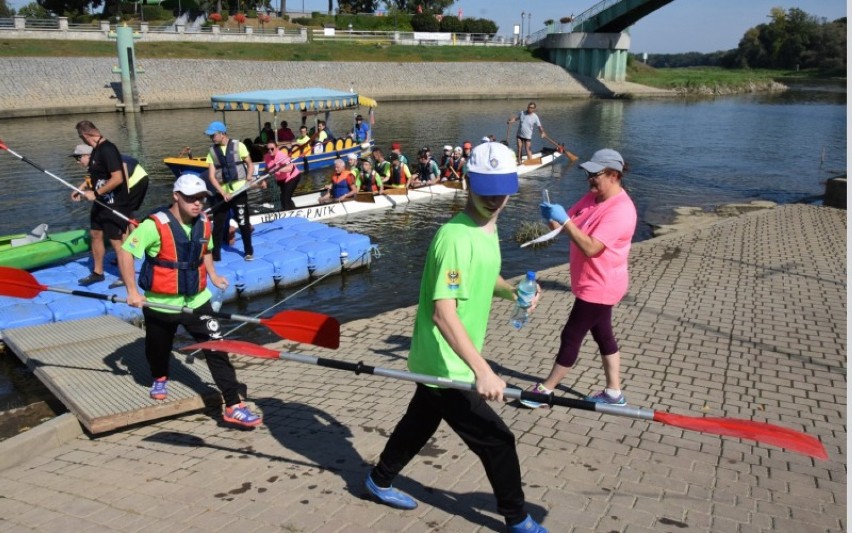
[639,8,846,76]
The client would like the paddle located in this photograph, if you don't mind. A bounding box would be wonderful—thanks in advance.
[0,138,139,226]
[0,266,340,349]
[182,339,828,460]
[541,134,579,162]
[203,161,285,215]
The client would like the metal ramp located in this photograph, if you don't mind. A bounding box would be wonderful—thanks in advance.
[2,316,222,434]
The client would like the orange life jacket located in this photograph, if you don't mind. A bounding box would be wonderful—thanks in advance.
[138,210,211,295]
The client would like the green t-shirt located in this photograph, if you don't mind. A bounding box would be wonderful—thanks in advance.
[122,217,214,312]
[408,212,501,383]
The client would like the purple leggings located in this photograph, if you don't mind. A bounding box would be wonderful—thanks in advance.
[556,297,619,368]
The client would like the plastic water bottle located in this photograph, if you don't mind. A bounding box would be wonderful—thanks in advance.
[510,271,537,330]
[210,286,225,312]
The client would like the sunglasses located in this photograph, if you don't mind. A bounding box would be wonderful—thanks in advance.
[178,192,207,204]
[585,170,606,179]
[73,155,84,161]
[267,146,277,152]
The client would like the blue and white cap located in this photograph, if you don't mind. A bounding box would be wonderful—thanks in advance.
[466,142,519,196]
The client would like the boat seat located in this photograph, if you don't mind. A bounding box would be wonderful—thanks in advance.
[11,223,49,247]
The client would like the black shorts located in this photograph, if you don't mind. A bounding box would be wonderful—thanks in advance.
[90,203,130,240]
[127,176,149,212]
[517,135,531,142]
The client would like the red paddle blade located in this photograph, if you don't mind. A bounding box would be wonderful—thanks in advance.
[0,266,45,299]
[654,412,828,460]
[261,310,340,349]
[0,139,8,151]
[183,339,280,358]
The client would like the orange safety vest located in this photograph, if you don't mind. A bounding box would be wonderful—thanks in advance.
[138,210,212,295]
[331,170,355,198]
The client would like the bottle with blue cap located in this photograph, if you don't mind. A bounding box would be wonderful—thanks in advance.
[510,271,537,329]
[210,285,225,312]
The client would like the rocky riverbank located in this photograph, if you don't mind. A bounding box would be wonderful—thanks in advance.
[0,57,673,118]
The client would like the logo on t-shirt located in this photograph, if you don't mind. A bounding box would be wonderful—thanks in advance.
[128,236,140,249]
[445,269,460,290]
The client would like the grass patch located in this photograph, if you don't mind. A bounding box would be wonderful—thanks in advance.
[0,39,539,62]
[626,63,806,90]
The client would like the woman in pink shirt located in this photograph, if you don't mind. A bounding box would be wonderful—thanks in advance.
[264,142,301,210]
[522,148,637,408]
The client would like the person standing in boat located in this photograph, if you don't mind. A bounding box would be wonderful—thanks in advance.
[350,114,371,143]
[319,158,357,203]
[204,121,257,262]
[521,149,637,409]
[117,173,262,429]
[72,121,132,287]
[264,142,300,211]
[364,141,547,533]
[507,102,546,163]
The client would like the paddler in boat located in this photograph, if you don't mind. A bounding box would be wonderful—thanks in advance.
[358,159,384,195]
[345,152,362,184]
[446,146,466,182]
[410,148,441,189]
[385,152,411,189]
[371,147,392,185]
[319,158,357,204]
[204,120,260,262]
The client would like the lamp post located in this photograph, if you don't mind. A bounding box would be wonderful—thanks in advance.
[526,12,532,40]
[520,11,525,45]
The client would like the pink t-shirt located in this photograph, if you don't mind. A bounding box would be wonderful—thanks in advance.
[264,151,300,183]
[568,189,637,305]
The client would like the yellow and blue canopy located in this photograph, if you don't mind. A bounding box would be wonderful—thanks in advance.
[210,88,377,113]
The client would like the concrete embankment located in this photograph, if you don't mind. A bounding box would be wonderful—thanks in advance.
[0,57,672,118]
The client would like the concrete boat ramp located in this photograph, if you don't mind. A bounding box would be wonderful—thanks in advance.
[0,204,845,532]
[2,316,222,434]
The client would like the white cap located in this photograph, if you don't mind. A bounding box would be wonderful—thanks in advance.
[346,153,358,161]
[443,145,452,151]
[173,174,211,196]
[481,136,490,143]
[467,142,519,196]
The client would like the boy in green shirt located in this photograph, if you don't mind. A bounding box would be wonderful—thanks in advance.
[365,142,547,533]
[118,174,262,429]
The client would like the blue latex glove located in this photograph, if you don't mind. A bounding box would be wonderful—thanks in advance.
[539,202,569,224]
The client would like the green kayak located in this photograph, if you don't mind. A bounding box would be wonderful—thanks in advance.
[0,225,91,271]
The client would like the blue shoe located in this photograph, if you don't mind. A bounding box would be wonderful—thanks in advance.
[149,378,168,400]
[509,514,548,532]
[586,390,626,405]
[364,474,417,510]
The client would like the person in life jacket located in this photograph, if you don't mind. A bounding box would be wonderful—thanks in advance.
[117,174,262,429]
[122,154,150,213]
[358,159,384,194]
[386,152,411,189]
[204,120,258,262]
[447,146,465,181]
[372,147,391,185]
[411,149,441,188]
[320,158,357,203]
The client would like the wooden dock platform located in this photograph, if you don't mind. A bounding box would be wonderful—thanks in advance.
[2,316,222,434]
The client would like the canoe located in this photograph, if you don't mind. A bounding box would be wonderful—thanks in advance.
[517,148,564,176]
[0,226,90,271]
[249,181,465,225]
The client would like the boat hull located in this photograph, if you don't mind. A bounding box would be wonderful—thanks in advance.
[164,139,374,179]
[0,229,91,271]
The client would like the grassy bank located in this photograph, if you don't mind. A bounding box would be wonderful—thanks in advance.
[0,39,537,62]
[625,61,818,91]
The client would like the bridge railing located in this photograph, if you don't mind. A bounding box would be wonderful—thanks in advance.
[568,0,623,33]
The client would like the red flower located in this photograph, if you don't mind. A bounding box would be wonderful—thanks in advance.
[209,12,222,22]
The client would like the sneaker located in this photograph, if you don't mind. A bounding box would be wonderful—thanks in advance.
[509,514,548,533]
[364,474,417,510]
[586,390,626,405]
[244,254,254,261]
[519,383,552,409]
[149,378,168,400]
[108,279,125,289]
[78,271,105,286]
[224,403,262,428]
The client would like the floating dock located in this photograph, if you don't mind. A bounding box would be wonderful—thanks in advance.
[0,217,374,332]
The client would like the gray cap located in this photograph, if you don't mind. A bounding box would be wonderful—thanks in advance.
[70,144,93,157]
[579,148,624,174]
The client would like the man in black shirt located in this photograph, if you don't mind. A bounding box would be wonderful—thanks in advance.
[73,120,131,286]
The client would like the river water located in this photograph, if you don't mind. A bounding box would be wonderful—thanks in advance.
[0,88,845,420]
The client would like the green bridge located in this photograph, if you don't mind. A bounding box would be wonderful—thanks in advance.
[531,0,675,82]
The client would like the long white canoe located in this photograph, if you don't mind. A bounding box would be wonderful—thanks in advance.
[249,182,465,225]
[517,150,564,177]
